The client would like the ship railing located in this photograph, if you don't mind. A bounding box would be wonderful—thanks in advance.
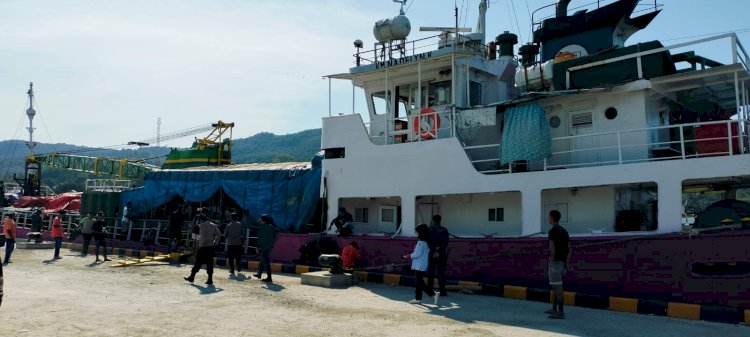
[565,32,750,90]
[354,33,486,66]
[364,108,455,145]
[466,119,749,174]
[85,179,133,192]
[531,0,662,31]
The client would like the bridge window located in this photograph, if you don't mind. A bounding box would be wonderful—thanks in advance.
[429,81,452,106]
[371,90,391,115]
[470,81,482,106]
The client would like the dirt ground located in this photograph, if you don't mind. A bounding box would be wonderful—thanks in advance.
[1,248,748,337]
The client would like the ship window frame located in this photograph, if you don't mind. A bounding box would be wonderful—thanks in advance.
[488,208,505,222]
[355,207,369,223]
[429,80,452,106]
[371,90,392,116]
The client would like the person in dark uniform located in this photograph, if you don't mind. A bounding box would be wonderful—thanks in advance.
[546,210,571,319]
[328,208,353,236]
[427,215,449,297]
[92,212,111,263]
[253,215,278,283]
[167,208,185,254]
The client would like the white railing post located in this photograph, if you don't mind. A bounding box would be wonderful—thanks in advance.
[617,132,623,164]
[728,120,734,155]
[679,125,686,160]
[636,55,643,79]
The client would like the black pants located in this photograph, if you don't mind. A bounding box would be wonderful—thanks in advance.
[94,234,108,259]
[227,245,243,272]
[257,248,272,278]
[190,246,215,277]
[427,253,447,294]
[82,233,93,254]
[414,270,435,301]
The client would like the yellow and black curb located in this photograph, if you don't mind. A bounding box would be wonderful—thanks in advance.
[65,243,749,325]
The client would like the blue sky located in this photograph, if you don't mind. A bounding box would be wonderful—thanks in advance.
[1,0,748,148]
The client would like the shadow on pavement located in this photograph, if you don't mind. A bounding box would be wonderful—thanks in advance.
[261,283,285,292]
[190,283,224,295]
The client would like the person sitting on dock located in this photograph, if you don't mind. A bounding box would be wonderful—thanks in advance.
[546,210,571,320]
[92,212,111,263]
[341,241,363,270]
[184,213,222,285]
[329,208,353,237]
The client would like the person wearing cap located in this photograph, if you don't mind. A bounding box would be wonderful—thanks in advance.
[184,213,222,285]
[224,212,243,275]
[3,213,17,264]
[253,215,278,283]
[51,211,66,260]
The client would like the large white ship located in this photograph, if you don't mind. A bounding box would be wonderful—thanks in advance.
[312,0,750,309]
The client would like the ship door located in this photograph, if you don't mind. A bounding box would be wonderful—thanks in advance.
[568,110,599,166]
[378,205,399,233]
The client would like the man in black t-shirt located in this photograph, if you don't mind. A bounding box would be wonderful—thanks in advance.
[546,210,570,319]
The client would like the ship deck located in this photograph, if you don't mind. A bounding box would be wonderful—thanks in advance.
[3,248,748,337]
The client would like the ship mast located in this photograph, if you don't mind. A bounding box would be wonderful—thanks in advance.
[25,82,37,155]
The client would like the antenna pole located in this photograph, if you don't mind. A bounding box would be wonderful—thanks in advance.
[25,82,37,155]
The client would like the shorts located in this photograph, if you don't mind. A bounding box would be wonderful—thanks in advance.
[548,260,567,286]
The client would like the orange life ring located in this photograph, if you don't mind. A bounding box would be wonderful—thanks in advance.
[412,108,441,140]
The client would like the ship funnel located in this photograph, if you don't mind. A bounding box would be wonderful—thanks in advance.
[556,0,571,18]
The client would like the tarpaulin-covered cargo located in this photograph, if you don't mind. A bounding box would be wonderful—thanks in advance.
[120,154,322,231]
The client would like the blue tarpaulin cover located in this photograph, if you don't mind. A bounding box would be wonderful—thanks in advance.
[499,104,551,164]
[120,154,322,231]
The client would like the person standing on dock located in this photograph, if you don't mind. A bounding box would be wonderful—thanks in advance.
[121,202,132,240]
[79,213,95,256]
[546,210,571,319]
[225,213,243,275]
[427,214,449,297]
[253,215,278,283]
[92,213,111,263]
[51,211,66,260]
[184,213,222,285]
[167,208,185,254]
[3,213,18,264]
[405,224,439,306]
[30,209,43,232]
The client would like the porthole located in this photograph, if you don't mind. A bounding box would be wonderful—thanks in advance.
[549,116,561,128]
[605,107,618,120]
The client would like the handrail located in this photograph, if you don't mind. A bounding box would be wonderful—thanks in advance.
[565,33,746,88]
[466,119,748,172]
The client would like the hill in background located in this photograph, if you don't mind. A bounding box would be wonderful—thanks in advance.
[0,128,321,192]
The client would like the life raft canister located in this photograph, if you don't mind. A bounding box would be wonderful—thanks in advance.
[412,108,441,140]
